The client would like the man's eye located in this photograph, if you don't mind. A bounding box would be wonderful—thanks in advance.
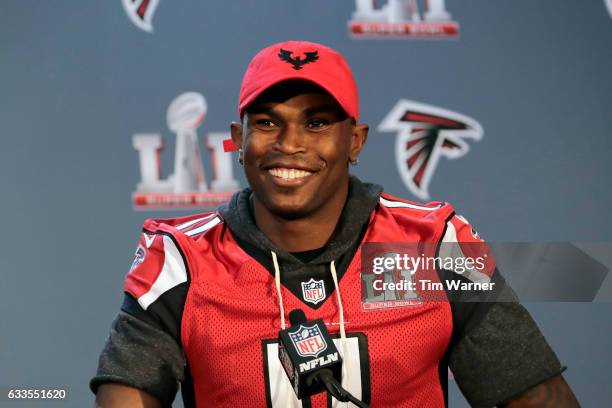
[256,119,276,128]
[307,119,329,129]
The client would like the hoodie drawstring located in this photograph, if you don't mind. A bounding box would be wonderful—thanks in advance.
[271,251,350,407]
[330,260,350,407]
[272,251,293,407]
[272,251,286,330]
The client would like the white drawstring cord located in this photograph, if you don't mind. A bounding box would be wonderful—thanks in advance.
[271,251,286,330]
[272,251,295,407]
[330,260,350,408]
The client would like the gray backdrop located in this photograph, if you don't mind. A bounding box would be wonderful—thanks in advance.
[1,1,611,407]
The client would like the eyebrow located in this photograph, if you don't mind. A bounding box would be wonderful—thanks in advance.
[303,104,347,118]
[246,103,346,119]
[244,103,276,116]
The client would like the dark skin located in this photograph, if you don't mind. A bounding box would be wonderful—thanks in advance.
[95,82,579,407]
[502,375,579,407]
[230,81,368,251]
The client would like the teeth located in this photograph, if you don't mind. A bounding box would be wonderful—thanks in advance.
[268,168,313,180]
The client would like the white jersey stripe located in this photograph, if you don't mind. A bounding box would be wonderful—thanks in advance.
[176,213,216,230]
[138,235,188,310]
[379,196,441,211]
[185,216,222,237]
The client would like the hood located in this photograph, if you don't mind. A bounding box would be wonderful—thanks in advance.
[218,175,383,274]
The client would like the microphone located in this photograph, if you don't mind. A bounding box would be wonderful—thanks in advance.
[278,309,343,399]
[278,309,370,407]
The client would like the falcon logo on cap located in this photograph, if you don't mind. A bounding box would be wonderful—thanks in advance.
[278,49,319,70]
[379,100,483,200]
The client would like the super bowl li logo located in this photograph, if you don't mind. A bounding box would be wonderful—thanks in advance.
[349,0,459,38]
[132,92,240,210]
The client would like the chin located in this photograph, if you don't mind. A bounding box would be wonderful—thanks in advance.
[267,197,313,220]
[256,190,316,220]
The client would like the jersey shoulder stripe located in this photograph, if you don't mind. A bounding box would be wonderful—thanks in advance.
[379,193,445,211]
[184,215,222,237]
[176,213,217,231]
[143,212,224,239]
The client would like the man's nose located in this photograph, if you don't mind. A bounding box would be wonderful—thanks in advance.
[274,124,307,154]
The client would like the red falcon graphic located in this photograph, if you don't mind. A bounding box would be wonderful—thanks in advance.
[122,0,160,33]
[378,100,483,200]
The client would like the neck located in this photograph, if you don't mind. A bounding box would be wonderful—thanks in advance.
[252,181,349,253]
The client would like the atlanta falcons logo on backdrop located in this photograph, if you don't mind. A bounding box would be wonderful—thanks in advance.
[122,0,160,33]
[378,100,483,200]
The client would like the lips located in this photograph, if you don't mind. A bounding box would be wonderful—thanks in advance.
[260,159,321,187]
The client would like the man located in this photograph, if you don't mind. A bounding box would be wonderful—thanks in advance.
[91,41,579,407]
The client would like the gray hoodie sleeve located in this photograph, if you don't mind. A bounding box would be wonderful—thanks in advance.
[449,301,564,408]
[89,311,186,407]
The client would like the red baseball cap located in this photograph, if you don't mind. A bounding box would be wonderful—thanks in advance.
[224,40,359,152]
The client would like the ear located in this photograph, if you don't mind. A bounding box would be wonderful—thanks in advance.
[230,121,244,150]
[349,123,369,163]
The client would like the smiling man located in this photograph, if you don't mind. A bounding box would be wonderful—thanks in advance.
[91,41,579,407]
[233,79,366,252]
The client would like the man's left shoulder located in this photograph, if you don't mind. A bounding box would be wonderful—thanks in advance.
[378,192,456,221]
[378,193,485,233]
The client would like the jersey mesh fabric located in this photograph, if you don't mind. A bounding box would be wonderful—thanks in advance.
[178,201,455,407]
[182,260,282,406]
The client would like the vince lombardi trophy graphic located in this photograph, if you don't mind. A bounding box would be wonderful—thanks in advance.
[132,92,239,210]
[167,92,207,193]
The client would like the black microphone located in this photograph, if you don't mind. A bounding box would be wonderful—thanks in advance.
[278,309,343,400]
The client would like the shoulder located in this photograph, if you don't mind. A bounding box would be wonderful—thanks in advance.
[125,211,226,310]
[376,192,454,238]
[377,192,485,242]
[142,211,224,240]
[139,211,227,258]
[378,192,453,218]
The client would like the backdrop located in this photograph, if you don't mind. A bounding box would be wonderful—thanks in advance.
[1,1,611,406]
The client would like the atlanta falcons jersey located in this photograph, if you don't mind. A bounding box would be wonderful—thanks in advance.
[127,194,473,407]
[91,184,563,408]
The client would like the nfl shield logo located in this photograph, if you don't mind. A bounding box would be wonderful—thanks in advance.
[301,278,326,305]
[289,324,328,358]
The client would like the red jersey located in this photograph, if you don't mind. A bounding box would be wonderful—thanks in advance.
[123,193,494,407]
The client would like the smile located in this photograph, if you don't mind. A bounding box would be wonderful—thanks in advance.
[268,168,314,180]
[266,167,315,187]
